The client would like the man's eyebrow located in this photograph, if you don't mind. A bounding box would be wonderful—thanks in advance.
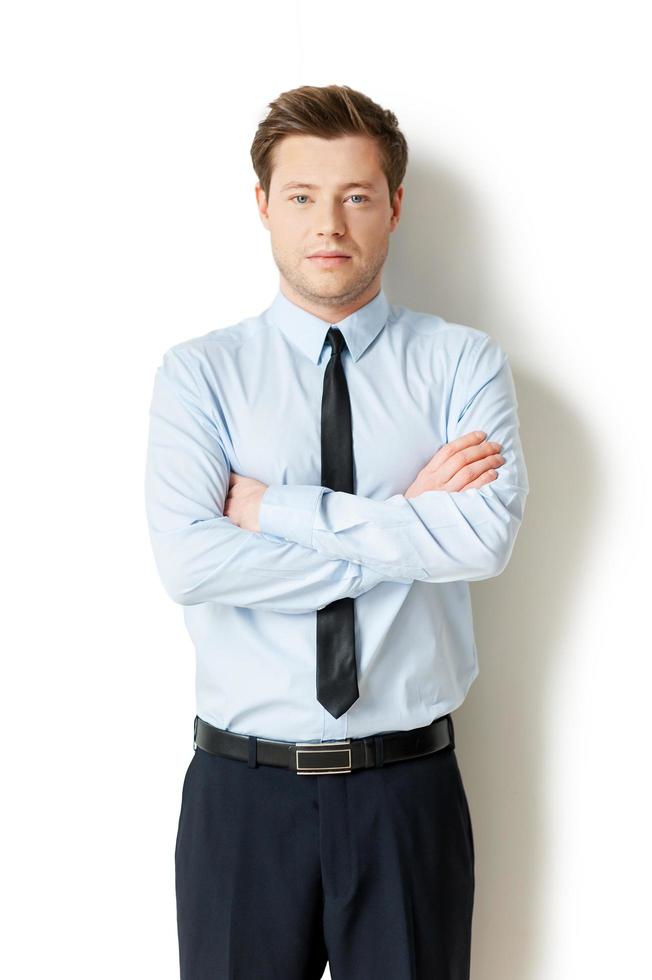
[279,180,378,192]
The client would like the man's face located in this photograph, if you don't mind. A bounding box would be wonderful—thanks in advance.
[256,134,402,310]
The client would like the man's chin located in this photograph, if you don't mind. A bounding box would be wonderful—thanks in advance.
[304,269,359,294]
[304,285,359,306]
[279,263,369,306]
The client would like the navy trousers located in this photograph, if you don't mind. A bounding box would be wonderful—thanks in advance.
[175,733,475,979]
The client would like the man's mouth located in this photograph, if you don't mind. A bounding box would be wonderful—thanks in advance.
[307,253,351,267]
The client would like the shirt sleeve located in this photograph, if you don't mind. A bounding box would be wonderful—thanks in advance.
[144,347,392,614]
[258,333,529,583]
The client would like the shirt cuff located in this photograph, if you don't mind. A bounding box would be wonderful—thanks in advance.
[259,484,326,548]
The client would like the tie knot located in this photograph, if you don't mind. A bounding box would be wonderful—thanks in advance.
[325,326,345,357]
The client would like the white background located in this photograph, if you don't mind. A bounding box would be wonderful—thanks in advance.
[2,2,650,977]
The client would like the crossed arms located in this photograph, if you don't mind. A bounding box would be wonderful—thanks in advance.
[144,334,529,614]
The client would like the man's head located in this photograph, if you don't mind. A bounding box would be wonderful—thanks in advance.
[251,85,408,318]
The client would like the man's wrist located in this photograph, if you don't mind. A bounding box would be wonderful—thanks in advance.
[258,484,326,548]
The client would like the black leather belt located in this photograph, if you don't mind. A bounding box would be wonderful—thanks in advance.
[193,713,455,775]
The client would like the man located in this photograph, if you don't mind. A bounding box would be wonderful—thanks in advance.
[144,83,528,980]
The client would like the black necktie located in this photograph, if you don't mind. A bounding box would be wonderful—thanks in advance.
[316,326,360,719]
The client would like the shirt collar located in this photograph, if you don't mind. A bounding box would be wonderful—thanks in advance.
[267,285,391,364]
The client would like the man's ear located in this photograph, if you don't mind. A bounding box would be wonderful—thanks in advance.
[255,183,270,230]
[390,184,404,231]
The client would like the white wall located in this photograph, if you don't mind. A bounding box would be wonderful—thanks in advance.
[2,2,649,978]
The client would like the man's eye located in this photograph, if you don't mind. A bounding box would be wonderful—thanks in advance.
[289,194,369,205]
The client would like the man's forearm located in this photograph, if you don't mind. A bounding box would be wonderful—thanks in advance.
[259,336,529,583]
[145,348,393,614]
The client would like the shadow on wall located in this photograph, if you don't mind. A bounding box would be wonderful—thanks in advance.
[383,155,598,980]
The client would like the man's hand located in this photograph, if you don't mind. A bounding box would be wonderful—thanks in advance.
[225,473,268,532]
[404,431,504,499]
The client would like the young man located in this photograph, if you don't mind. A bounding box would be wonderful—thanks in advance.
[145,83,529,980]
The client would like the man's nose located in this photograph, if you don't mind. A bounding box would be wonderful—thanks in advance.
[314,202,347,237]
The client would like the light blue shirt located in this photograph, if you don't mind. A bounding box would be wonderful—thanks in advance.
[144,285,529,743]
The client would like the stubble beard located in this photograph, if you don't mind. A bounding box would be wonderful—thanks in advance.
[271,239,389,310]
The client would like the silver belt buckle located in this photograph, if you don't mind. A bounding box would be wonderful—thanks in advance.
[295,739,352,775]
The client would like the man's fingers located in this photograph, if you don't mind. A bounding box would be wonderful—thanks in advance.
[404,431,504,497]
[441,430,487,457]
[444,452,504,490]
[452,468,499,492]
[426,431,487,469]
[425,432,502,483]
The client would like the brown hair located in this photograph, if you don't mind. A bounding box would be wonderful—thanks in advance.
[250,84,408,203]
